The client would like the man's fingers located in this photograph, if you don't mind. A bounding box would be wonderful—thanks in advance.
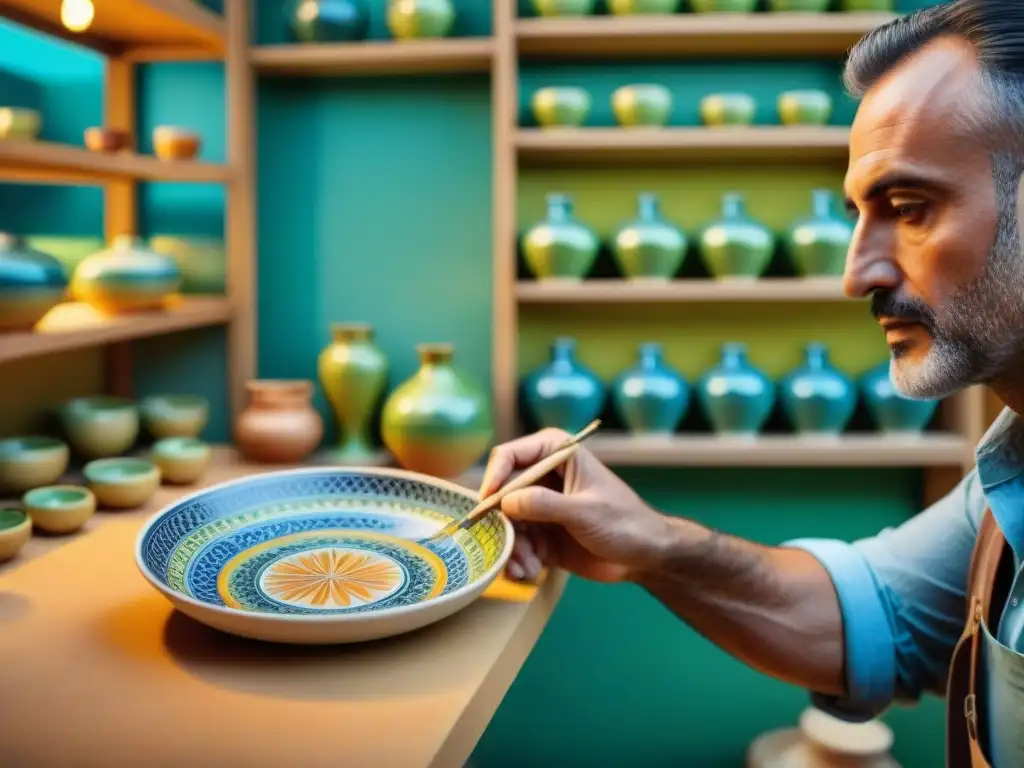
[478,428,571,497]
[500,486,579,526]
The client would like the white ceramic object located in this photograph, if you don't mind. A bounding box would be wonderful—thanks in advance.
[134,466,513,645]
[747,708,900,768]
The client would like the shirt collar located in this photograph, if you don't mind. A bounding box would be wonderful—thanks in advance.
[977,406,1024,489]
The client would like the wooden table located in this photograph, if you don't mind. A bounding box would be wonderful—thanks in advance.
[0,447,566,767]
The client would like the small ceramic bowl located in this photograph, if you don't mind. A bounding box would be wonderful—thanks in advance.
[153,126,201,161]
[58,396,139,458]
[0,107,41,140]
[0,507,31,562]
[531,87,591,129]
[22,485,95,535]
[84,127,131,153]
[778,90,833,126]
[84,457,161,509]
[151,437,211,485]
[611,84,673,128]
[140,394,209,439]
[0,436,69,494]
[700,93,756,127]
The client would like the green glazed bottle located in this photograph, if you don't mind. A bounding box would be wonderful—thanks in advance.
[381,343,493,479]
[690,0,757,10]
[386,0,455,39]
[699,193,775,279]
[521,193,599,281]
[317,322,388,462]
[841,0,893,9]
[767,0,829,10]
[784,189,854,277]
[530,0,596,15]
[608,0,681,13]
[611,192,687,281]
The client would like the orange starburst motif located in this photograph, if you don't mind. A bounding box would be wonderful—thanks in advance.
[262,548,402,608]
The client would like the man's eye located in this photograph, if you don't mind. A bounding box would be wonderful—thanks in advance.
[894,202,926,223]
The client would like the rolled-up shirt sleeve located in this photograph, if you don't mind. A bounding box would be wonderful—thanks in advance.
[783,469,986,721]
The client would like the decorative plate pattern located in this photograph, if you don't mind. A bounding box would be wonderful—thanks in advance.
[137,469,509,623]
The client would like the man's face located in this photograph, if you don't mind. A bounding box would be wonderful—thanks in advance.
[844,37,1024,399]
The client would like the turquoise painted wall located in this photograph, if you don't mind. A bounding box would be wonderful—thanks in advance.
[0,1,949,765]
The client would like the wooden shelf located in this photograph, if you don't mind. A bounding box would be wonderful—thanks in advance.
[0,0,224,58]
[515,12,897,59]
[516,126,851,166]
[517,278,853,303]
[0,139,229,184]
[251,38,494,77]
[0,296,232,364]
[585,433,968,468]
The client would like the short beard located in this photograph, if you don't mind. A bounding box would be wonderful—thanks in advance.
[885,154,1024,399]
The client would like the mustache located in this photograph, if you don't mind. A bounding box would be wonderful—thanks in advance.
[870,291,936,332]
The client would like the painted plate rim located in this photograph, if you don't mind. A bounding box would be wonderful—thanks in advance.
[133,465,515,624]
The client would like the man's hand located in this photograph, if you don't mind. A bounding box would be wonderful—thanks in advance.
[479,428,669,583]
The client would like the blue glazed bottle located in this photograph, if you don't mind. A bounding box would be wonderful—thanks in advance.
[859,360,939,433]
[698,342,775,436]
[522,337,606,433]
[779,342,856,436]
[612,342,690,435]
[289,0,370,42]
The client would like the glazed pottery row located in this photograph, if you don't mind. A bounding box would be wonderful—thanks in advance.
[288,0,456,43]
[0,234,185,330]
[531,86,832,129]
[0,107,41,140]
[82,125,202,160]
[523,338,940,437]
[528,0,891,14]
[521,190,853,281]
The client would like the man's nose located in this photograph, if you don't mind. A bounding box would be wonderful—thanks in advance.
[842,223,899,299]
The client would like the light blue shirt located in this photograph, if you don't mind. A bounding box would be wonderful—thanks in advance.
[787,406,1024,765]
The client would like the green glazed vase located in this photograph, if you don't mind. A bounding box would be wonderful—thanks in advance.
[531,87,591,129]
[381,343,493,479]
[289,0,369,42]
[521,193,599,281]
[611,192,687,281]
[767,0,829,10]
[612,342,690,435]
[779,343,856,436]
[700,93,756,127]
[71,235,182,314]
[841,0,893,9]
[522,337,606,434]
[690,0,757,11]
[530,0,596,16]
[608,0,681,13]
[784,189,854,277]
[386,0,455,39]
[698,343,776,436]
[859,361,939,434]
[778,90,833,126]
[0,233,68,332]
[699,193,775,279]
[149,236,226,294]
[317,322,388,462]
[612,84,673,128]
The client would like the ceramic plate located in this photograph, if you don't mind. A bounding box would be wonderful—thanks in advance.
[135,467,513,644]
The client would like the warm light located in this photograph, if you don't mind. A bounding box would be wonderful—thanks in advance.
[60,0,95,33]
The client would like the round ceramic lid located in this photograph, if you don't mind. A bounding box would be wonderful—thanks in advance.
[798,707,894,756]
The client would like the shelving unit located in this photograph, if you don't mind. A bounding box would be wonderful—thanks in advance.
[0,0,254,423]
[489,3,988,498]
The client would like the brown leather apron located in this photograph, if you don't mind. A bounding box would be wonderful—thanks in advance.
[945,508,1014,767]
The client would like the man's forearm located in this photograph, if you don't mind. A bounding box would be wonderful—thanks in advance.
[629,514,846,697]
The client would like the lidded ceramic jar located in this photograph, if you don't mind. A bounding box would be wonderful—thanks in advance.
[611,192,687,281]
[0,233,68,331]
[699,193,775,279]
[289,0,370,41]
[522,337,606,433]
[234,380,324,463]
[779,343,856,436]
[521,193,599,281]
[611,84,673,127]
[612,342,689,435]
[700,92,756,127]
[784,189,854,277]
[317,322,389,462]
[531,87,591,129]
[697,342,775,436]
[71,235,182,313]
[380,343,493,479]
[386,0,455,39]
[778,90,833,126]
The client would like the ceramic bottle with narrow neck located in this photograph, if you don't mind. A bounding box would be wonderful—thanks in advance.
[784,189,854,277]
[521,193,600,282]
[611,192,688,281]
[612,342,690,435]
[698,342,775,436]
[699,193,775,280]
[779,343,856,436]
[522,337,606,433]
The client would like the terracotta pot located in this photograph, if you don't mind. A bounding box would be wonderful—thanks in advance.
[234,380,324,463]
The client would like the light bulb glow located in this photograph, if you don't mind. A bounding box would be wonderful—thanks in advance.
[61,0,95,33]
